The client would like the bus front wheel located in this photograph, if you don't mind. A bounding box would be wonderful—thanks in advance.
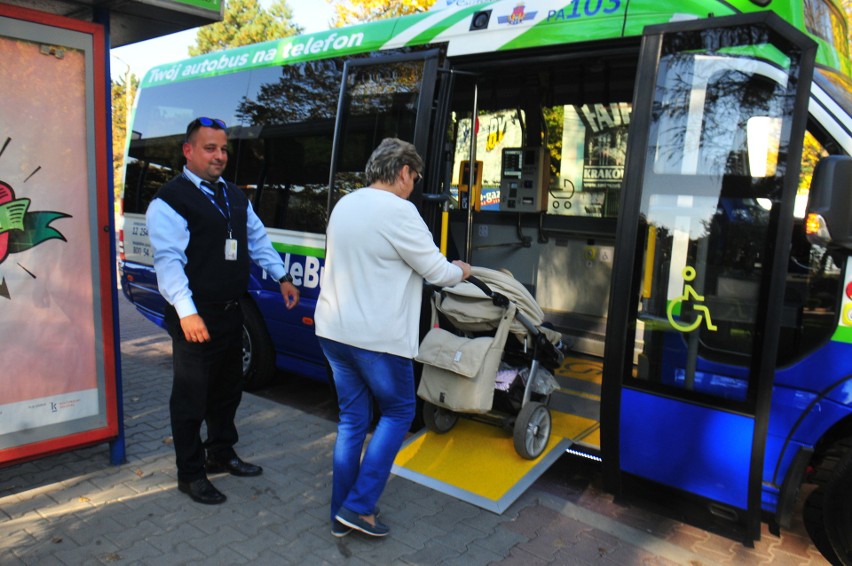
[239,296,276,391]
[804,436,852,566]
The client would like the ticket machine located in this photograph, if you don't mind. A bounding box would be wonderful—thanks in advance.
[499,147,549,212]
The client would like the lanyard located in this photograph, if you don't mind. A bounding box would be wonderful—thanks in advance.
[192,176,234,237]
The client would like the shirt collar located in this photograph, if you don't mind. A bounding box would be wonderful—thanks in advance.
[182,166,223,194]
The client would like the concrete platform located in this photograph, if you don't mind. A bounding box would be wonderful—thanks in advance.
[0,296,829,565]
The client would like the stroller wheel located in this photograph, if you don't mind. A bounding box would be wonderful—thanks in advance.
[513,402,551,460]
[423,401,459,434]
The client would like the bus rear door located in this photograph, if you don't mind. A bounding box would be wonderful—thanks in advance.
[603,13,817,543]
[328,49,443,209]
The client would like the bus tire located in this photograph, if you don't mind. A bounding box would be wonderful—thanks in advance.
[239,296,276,392]
[804,437,852,566]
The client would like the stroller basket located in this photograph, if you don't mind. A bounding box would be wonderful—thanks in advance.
[415,267,565,459]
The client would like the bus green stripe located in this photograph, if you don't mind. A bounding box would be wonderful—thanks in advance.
[831,325,852,344]
[273,242,325,259]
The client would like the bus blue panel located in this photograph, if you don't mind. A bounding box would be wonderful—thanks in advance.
[764,385,852,485]
[120,261,168,327]
[250,289,327,379]
[620,388,752,509]
[276,353,327,383]
[132,302,167,329]
[760,475,782,514]
[661,333,749,402]
[775,340,852,400]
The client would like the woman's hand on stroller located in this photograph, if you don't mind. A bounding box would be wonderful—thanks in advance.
[452,260,472,280]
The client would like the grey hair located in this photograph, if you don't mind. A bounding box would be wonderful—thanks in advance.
[364,138,424,185]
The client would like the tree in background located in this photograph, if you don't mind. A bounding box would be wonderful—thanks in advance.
[190,0,302,56]
[845,0,851,54]
[111,72,139,202]
[329,0,438,27]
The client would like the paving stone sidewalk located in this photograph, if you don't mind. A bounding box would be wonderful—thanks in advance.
[0,297,829,565]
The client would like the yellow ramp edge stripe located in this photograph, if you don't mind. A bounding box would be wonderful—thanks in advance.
[392,411,598,513]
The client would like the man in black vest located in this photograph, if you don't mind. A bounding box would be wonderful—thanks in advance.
[146,117,299,504]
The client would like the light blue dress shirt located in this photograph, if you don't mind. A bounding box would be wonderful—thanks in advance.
[146,166,287,318]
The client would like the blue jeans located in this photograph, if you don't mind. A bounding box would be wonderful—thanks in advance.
[319,337,416,521]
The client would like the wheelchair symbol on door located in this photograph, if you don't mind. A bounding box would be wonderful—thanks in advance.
[666,266,718,333]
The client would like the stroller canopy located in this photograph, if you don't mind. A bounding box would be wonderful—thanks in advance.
[432,266,561,345]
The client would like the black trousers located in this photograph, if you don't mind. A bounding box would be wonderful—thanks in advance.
[166,302,243,482]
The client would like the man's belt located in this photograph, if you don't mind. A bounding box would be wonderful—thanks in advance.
[197,299,239,311]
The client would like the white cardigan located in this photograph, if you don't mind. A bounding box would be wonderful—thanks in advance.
[315,188,463,358]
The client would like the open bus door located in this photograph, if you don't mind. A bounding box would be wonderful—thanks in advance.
[327,49,444,213]
[602,13,816,544]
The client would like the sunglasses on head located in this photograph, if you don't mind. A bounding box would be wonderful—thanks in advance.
[185,117,227,141]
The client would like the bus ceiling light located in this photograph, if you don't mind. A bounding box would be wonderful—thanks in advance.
[805,212,832,246]
[470,10,491,31]
[748,0,771,6]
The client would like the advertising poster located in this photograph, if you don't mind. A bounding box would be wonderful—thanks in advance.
[0,7,118,464]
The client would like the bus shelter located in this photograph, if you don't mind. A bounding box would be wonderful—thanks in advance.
[0,0,222,468]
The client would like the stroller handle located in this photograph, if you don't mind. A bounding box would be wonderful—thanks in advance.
[466,275,510,307]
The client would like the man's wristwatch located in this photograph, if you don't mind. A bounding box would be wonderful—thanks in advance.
[278,273,293,285]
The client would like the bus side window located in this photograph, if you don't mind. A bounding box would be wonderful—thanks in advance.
[233,60,342,234]
[803,0,850,61]
[776,130,840,364]
[248,134,331,234]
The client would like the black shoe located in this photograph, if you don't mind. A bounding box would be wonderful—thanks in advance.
[331,519,352,538]
[177,478,226,505]
[335,507,389,537]
[331,506,379,537]
[205,455,263,477]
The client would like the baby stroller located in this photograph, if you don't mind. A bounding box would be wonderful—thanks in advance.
[416,266,565,459]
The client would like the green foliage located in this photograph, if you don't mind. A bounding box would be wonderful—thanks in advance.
[111,73,139,200]
[190,0,303,56]
[329,0,438,27]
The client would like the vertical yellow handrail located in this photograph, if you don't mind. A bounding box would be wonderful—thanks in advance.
[642,225,656,299]
[440,201,449,256]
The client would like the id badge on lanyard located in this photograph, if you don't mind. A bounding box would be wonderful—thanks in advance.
[225,234,238,261]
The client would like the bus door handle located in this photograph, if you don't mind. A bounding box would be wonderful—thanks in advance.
[421,191,450,203]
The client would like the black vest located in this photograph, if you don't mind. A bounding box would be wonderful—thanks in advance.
[154,175,250,303]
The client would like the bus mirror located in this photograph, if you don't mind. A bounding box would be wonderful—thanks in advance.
[805,155,852,250]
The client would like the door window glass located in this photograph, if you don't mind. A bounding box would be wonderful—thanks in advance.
[332,58,426,201]
[633,45,798,402]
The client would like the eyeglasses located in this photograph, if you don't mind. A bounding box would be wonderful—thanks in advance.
[185,117,227,141]
[412,170,423,185]
[196,117,226,129]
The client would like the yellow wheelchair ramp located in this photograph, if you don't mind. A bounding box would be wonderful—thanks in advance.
[392,411,593,514]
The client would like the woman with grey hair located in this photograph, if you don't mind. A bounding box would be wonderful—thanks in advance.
[315,137,471,538]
